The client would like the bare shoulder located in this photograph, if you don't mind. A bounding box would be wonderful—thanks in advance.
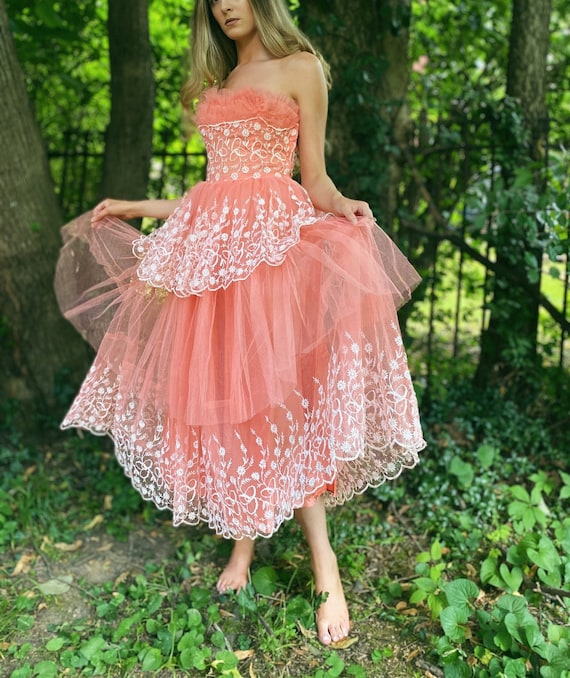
[283,51,324,82]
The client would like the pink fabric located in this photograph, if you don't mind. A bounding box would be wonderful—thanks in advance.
[55,87,426,539]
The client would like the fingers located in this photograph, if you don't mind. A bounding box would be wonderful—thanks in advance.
[336,196,373,223]
[91,199,111,223]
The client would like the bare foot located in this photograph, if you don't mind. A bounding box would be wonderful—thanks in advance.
[216,538,254,593]
[313,548,350,645]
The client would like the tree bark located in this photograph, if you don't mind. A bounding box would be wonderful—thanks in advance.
[298,0,412,235]
[475,0,551,387]
[0,0,88,430]
[100,0,154,203]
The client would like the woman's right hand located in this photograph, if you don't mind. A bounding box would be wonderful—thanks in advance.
[91,199,142,223]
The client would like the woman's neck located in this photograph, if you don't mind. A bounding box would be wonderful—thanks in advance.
[235,35,271,66]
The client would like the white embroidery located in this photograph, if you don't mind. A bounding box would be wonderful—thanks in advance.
[62,330,425,540]
[133,186,320,296]
[200,117,299,182]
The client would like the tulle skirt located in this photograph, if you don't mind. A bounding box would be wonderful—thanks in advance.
[56,210,425,539]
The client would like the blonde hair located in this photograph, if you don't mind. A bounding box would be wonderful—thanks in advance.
[181,0,331,109]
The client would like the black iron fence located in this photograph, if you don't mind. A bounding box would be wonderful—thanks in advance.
[48,131,569,394]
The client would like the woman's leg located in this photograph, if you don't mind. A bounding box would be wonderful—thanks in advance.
[294,497,350,645]
[217,537,255,593]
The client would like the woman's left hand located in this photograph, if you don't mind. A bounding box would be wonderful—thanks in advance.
[332,194,373,223]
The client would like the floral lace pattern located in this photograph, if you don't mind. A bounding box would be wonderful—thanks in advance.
[200,117,299,182]
[133,185,320,295]
[132,89,324,296]
[62,329,425,540]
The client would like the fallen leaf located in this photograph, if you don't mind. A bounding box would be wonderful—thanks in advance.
[396,601,408,611]
[466,563,478,578]
[54,540,83,553]
[84,515,104,531]
[330,636,359,650]
[296,621,315,639]
[219,609,235,618]
[401,607,419,616]
[103,495,113,511]
[37,575,73,595]
[235,649,254,660]
[23,465,37,481]
[11,552,35,576]
[114,571,130,586]
[249,663,257,678]
[97,542,113,552]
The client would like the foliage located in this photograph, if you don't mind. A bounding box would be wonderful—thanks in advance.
[1,436,412,677]
[372,379,570,678]
[2,374,569,676]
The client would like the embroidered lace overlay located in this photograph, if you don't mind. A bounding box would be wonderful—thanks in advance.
[57,87,426,539]
[132,87,323,297]
[62,328,424,540]
[201,118,298,182]
[133,184,320,296]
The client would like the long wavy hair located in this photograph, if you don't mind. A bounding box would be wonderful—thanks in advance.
[181,0,331,109]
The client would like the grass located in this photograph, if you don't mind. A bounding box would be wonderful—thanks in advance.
[1,377,569,677]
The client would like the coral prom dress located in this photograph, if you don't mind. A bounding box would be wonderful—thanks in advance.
[56,88,426,540]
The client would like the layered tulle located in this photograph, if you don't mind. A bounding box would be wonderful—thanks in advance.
[56,87,426,539]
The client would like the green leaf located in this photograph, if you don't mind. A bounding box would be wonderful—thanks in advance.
[440,605,469,643]
[476,444,497,468]
[31,661,58,678]
[45,637,65,652]
[503,657,527,678]
[251,566,278,596]
[443,579,478,615]
[409,589,427,604]
[9,667,33,678]
[496,594,528,615]
[415,577,439,593]
[510,486,530,503]
[538,567,561,589]
[190,586,211,608]
[80,636,108,661]
[180,646,210,670]
[493,626,513,651]
[503,612,524,644]
[498,564,523,592]
[186,608,204,629]
[211,630,226,649]
[16,614,36,631]
[213,650,238,670]
[480,557,502,587]
[527,536,562,572]
[178,631,199,651]
[285,595,313,627]
[430,540,443,561]
[449,457,474,487]
[141,648,163,672]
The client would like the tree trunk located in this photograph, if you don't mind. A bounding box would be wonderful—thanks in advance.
[298,0,412,235]
[475,0,551,388]
[100,0,154,203]
[0,0,88,431]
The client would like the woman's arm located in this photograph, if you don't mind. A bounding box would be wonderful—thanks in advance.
[287,53,373,223]
[91,198,182,223]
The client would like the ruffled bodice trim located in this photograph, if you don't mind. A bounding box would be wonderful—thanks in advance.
[133,87,324,297]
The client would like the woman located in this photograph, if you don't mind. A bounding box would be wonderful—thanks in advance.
[56,0,425,646]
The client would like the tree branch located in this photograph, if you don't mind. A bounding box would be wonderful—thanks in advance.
[398,144,570,334]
